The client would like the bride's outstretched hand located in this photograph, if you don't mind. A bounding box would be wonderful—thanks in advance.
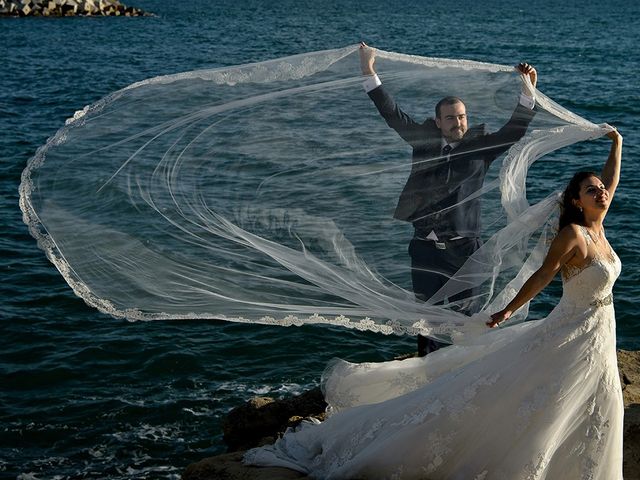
[487,309,512,328]
[606,127,622,143]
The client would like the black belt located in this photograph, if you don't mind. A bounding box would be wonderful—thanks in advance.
[414,235,469,250]
[414,232,475,250]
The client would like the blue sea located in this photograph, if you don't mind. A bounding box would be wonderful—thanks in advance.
[1,1,639,478]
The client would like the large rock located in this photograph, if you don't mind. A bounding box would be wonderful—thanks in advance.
[619,349,640,479]
[182,451,307,480]
[183,350,640,480]
[222,387,326,452]
[620,349,640,403]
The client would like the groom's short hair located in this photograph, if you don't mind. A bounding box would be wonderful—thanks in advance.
[435,96,465,118]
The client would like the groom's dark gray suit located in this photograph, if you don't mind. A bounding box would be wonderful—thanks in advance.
[367,85,536,306]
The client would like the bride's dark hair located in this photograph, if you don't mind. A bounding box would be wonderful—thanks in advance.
[559,171,598,230]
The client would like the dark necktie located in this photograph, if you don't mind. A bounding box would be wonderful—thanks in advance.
[442,144,452,182]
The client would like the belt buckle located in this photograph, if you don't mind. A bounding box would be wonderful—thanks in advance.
[435,241,446,250]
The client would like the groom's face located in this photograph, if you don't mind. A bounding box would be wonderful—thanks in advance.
[436,101,468,142]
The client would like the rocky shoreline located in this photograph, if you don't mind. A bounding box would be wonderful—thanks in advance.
[183,349,640,480]
[0,0,149,16]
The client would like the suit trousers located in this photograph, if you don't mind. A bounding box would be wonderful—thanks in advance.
[409,235,482,355]
[409,235,481,302]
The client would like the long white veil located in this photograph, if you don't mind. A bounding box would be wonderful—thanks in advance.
[19,45,610,343]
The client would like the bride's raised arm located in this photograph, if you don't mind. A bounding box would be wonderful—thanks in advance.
[486,226,581,328]
[601,128,622,199]
[487,127,622,329]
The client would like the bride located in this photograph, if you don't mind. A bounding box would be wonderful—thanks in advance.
[244,128,624,479]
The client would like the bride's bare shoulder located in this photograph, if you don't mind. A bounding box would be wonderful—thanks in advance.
[556,224,590,267]
[555,224,587,246]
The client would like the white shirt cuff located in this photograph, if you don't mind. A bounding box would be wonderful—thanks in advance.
[519,93,536,109]
[362,74,382,93]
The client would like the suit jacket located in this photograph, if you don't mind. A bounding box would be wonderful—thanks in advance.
[368,85,536,237]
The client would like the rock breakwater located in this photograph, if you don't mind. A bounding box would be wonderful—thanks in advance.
[0,0,149,16]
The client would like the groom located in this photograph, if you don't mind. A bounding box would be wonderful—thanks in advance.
[359,43,538,355]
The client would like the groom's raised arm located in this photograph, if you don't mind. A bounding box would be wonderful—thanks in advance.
[359,43,429,147]
[473,62,539,160]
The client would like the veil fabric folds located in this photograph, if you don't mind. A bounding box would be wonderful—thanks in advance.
[19,45,610,343]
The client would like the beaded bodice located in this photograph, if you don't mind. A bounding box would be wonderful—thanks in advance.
[560,226,620,309]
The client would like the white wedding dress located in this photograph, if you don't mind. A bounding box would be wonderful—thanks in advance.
[244,227,624,479]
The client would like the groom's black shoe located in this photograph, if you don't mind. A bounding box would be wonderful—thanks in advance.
[417,334,446,357]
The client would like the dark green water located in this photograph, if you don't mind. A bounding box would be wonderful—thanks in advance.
[1,0,639,477]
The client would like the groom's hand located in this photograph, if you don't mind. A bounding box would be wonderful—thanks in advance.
[516,62,537,88]
[359,42,376,76]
